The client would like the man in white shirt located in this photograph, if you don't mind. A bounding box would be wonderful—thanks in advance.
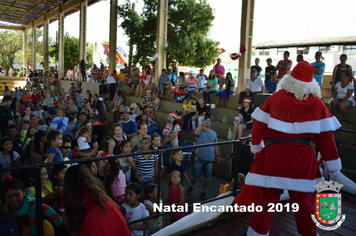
[239,68,264,104]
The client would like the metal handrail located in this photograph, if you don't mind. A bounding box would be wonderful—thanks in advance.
[0,136,252,235]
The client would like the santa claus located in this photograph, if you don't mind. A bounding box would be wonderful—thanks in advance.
[243,61,342,236]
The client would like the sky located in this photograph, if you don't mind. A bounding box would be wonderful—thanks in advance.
[47,0,356,56]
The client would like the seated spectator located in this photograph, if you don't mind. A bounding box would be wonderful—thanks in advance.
[103,158,126,205]
[108,123,127,154]
[131,123,148,153]
[232,97,254,140]
[136,69,151,97]
[197,69,207,92]
[329,72,354,123]
[126,68,140,95]
[48,107,64,133]
[158,69,170,99]
[216,72,235,108]
[60,135,73,160]
[111,90,125,112]
[99,80,108,103]
[182,96,198,132]
[203,70,219,104]
[44,129,63,163]
[186,70,199,97]
[264,71,279,93]
[238,68,264,104]
[141,90,154,113]
[62,165,131,236]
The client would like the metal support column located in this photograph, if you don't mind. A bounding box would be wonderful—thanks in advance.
[23,30,27,74]
[31,23,36,70]
[237,0,255,93]
[155,0,168,85]
[79,0,87,81]
[109,0,118,75]
[58,8,64,80]
[43,14,49,73]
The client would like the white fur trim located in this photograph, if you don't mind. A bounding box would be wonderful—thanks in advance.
[252,108,341,134]
[247,226,269,236]
[250,141,265,153]
[323,158,342,172]
[245,173,324,192]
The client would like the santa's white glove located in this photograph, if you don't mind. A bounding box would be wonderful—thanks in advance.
[328,170,340,179]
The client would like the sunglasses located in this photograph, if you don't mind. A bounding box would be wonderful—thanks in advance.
[61,146,71,149]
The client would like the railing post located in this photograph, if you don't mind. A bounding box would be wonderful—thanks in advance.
[156,151,162,216]
[232,141,241,196]
[35,165,43,236]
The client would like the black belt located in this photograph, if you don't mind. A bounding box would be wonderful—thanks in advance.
[264,138,313,146]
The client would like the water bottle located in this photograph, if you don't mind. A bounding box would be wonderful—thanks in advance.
[233,116,239,125]
[223,116,228,123]
[240,116,244,122]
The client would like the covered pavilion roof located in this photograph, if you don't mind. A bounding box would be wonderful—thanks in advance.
[0,0,100,31]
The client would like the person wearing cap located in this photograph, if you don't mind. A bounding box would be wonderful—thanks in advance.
[162,112,181,148]
[48,107,64,133]
[311,51,326,87]
[232,97,254,140]
[197,69,207,92]
[238,68,264,105]
[187,116,221,200]
[122,107,137,141]
[275,51,293,79]
[264,58,275,84]
[264,71,279,93]
[213,58,225,91]
[236,61,341,236]
[250,58,262,76]
[186,70,199,97]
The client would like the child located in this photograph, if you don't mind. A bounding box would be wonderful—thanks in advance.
[52,164,67,190]
[103,158,127,205]
[84,161,98,177]
[159,69,170,98]
[75,126,92,153]
[161,128,172,170]
[144,184,163,235]
[0,137,21,177]
[165,171,187,223]
[175,110,183,141]
[146,114,154,135]
[151,134,165,175]
[37,119,49,131]
[162,128,172,149]
[112,90,124,112]
[118,140,135,184]
[33,104,44,120]
[133,136,158,191]
[122,183,149,236]
[22,126,36,148]
[167,150,190,187]
[44,129,63,163]
[181,97,192,121]
[20,120,31,143]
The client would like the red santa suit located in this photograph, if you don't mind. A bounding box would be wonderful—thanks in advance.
[244,61,341,236]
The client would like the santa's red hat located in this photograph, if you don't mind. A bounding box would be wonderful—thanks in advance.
[169,112,177,118]
[290,61,314,83]
[163,128,170,133]
[243,97,251,103]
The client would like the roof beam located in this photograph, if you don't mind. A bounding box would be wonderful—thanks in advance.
[17,0,59,7]
[25,0,82,30]
[0,24,25,31]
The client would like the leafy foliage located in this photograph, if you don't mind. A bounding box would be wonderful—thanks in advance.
[0,30,23,75]
[118,0,219,68]
[49,33,94,69]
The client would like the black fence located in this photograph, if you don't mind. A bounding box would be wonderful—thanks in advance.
[0,137,252,235]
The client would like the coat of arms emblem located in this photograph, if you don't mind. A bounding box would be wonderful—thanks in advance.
[311,181,346,231]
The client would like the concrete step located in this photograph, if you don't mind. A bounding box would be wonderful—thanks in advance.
[338,144,356,171]
[336,123,356,145]
[332,107,356,125]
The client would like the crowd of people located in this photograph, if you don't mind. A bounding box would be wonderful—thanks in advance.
[1,51,354,235]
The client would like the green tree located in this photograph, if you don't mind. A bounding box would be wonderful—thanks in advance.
[14,29,46,67]
[0,30,22,75]
[49,33,93,69]
[118,0,219,68]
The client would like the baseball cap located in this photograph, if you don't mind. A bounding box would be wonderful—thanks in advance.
[266,58,272,62]
[251,68,257,73]
[47,107,57,115]
[123,107,130,113]
[315,51,322,56]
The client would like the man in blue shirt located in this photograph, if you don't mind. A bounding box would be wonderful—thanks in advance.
[264,71,279,93]
[122,107,137,141]
[48,107,64,133]
[311,51,325,87]
[187,116,221,200]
